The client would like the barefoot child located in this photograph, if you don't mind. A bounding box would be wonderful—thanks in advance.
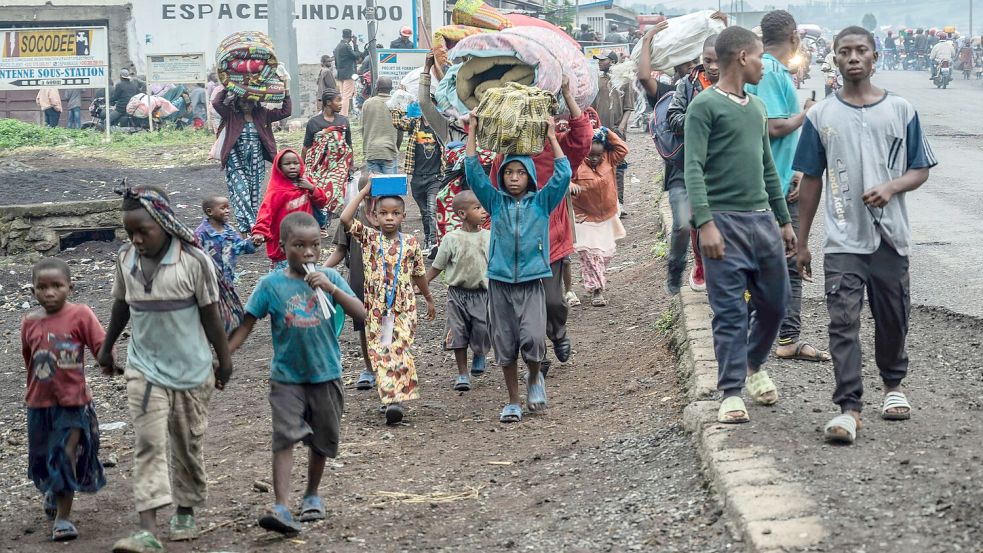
[570,127,628,307]
[425,190,491,391]
[229,212,367,533]
[466,116,572,422]
[195,194,260,286]
[340,183,437,425]
[794,27,935,444]
[683,26,796,425]
[252,149,330,270]
[324,170,376,391]
[23,258,111,542]
[99,185,234,551]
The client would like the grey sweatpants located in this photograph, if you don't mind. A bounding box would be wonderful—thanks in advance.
[824,242,910,413]
[443,286,490,356]
[488,279,546,366]
[542,260,569,345]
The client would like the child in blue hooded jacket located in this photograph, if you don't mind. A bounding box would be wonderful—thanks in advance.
[465,115,572,423]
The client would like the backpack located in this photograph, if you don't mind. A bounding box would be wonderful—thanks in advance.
[649,91,684,164]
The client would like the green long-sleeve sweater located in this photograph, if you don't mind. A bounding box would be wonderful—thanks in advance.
[682,88,790,228]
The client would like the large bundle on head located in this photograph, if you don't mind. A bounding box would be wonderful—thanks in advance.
[215,31,286,103]
[438,24,597,117]
[474,82,558,155]
[628,10,727,71]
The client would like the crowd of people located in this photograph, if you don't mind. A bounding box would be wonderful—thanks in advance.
[19,10,938,551]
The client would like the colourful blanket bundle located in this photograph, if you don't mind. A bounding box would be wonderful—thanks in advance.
[451,0,512,31]
[473,82,558,155]
[215,31,284,103]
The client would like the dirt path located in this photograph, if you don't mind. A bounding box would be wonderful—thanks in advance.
[0,135,741,552]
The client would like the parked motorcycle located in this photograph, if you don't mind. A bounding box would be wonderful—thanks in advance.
[81,97,159,133]
[934,59,952,88]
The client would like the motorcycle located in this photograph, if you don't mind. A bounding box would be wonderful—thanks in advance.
[882,49,899,70]
[81,96,159,133]
[821,61,842,97]
[933,59,952,88]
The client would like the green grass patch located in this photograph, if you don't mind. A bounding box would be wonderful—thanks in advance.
[655,303,678,335]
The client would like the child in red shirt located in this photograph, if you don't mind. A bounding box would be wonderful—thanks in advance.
[251,149,329,269]
[22,257,115,542]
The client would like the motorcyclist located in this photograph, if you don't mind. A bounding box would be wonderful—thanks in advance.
[927,29,940,50]
[914,28,928,54]
[929,33,956,79]
[108,69,141,126]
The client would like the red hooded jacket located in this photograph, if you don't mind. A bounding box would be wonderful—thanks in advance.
[490,112,593,264]
[252,148,328,263]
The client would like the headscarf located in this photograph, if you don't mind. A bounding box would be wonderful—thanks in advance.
[116,182,244,334]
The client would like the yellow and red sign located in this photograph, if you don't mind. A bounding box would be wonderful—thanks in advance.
[2,29,93,58]
[0,27,107,90]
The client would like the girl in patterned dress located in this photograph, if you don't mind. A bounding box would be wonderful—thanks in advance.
[340,183,436,425]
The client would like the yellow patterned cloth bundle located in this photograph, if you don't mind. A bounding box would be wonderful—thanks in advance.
[474,82,558,156]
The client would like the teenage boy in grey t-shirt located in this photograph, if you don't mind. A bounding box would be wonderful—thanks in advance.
[794,26,937,445]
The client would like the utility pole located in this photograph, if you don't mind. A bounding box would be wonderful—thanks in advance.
[366,0,379,95]
[268,0,300,116]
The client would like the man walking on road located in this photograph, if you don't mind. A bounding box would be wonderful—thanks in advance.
[361,77,399,175]
[592,50,634,215]
[334,29,361,117]
[36,87,62,127]
[745,10,827,363]
[794,26,936,445]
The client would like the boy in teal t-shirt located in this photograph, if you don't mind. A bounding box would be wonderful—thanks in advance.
[230,212,366,535]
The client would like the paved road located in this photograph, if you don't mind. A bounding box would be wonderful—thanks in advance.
[796,68,983,317]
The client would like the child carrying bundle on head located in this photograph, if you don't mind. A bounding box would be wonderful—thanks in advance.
[340,181,437,425]
[229,212,367,534]
[569,127,628,307]
[22,258,115,542]
[252,149,330,270]
[425,190,491,392]
[465,112,572,423]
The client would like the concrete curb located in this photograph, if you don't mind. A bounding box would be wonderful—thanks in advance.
[657,196,826,552]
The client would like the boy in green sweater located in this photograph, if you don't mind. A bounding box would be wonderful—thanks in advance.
[683,26,796,424]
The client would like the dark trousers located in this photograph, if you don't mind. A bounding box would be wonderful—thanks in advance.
[825,242,910,413]
[616,160,628,205]
[703,212,789,396]
[542,260,568,344]
[43,107,60,127]
[778,199,802,342]
[410,173,440,247]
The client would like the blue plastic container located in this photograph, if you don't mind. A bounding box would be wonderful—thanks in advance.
[371,174,408,196]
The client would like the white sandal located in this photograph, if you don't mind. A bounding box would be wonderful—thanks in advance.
[881,391,911,420]
[824,413,858,444]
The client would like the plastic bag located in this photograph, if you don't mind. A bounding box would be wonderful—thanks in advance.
[209,127,227,161]
[629,10,726,72]
[386,89,416,112]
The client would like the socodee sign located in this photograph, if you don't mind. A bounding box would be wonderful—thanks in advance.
[130,1,437,68]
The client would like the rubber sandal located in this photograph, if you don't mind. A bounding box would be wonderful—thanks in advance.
[385,403,404,425]
[299,495,326,522]
[168,513,198,541]
[591,292,608,307]
[258,504,302,535]
[112,530,165,553]
[746,370,779,406]
[565,290,581,307]
[540,360,551,379]
[824,413,859,444]
[52,519,78,542]
[553,337,571,363]
[776,341,831,362]
[717,396,750,424]
[527,375,547,412]
[470,354,487,376]
[453,374,471,391]
[881,391,911,420]
[355,370,375,390]
[43,491,57,520]
[499,403,522,423]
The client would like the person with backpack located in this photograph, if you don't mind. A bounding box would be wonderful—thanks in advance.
[657,34,720,294]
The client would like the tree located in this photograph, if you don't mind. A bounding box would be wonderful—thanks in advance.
[543,0,575,31]
[862,13,877,32]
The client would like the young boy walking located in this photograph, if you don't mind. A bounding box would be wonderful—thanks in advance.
[426,190,491,391]
[23,258,111,542]
[100,185,234,552]
[745,10,827,363]
[683,26,796,424]
[466,115,572,423]
[230,212,366,532]
[794,26,935,444]
[195,194,259,287]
